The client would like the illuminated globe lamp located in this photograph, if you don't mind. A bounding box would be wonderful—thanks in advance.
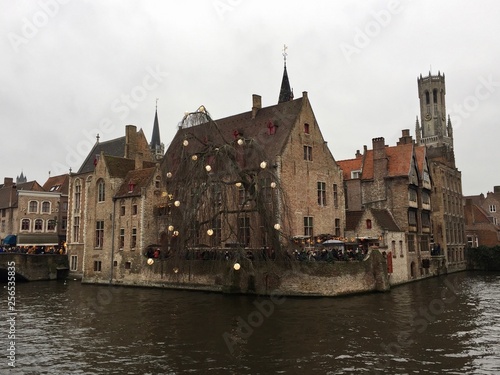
[174,200,181,207]
[207,229,214,236]
[205,165,212,172]
[270,182,276,189]
[191,155,198,161]
[260,161,267,169]
[173,230,179,237]
[237,138,244,146]
[168,225,174,232]
[233,262,241,271]
[274,223,281,230]
[166,172,172,178]
[235,182,242,187]
[147,258,154,266]
[182,139,189,147]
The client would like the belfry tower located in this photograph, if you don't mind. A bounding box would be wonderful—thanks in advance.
[416,72,455,167]
[416,71,465,272]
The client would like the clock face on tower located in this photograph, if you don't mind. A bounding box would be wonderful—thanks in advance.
[425,113,432,121]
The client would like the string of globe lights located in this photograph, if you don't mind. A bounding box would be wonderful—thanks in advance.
[146,105,293,273]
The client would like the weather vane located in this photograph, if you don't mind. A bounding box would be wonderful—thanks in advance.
[156,98,159,110]
[282,44,288,65]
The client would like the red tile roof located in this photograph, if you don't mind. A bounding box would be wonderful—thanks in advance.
[337,158,363,181]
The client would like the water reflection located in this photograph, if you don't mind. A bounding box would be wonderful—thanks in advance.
[0,272,499,374]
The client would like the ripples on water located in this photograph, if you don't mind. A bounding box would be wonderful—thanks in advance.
[0,272,499,374]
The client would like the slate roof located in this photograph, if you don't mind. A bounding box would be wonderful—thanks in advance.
[371,208,401,231]
[115,167,157,198]
[150,109,161,149]
[78,137,126,174]
[278,65,294,103]
[102,155,136,179]
[345,211,364,231]
[164,97,304,173]
[345,209,400,232]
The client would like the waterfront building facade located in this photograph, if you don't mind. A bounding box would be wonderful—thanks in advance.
[67,124,157,278]
[338,130,435,280]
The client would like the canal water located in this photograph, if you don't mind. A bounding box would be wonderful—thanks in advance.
[1,271,499,374]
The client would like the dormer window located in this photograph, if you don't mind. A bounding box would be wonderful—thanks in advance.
[128,180,135,193]
[351,170,361,179]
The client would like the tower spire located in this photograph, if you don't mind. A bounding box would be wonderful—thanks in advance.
[150,99,164,160]
[278,44,293,103]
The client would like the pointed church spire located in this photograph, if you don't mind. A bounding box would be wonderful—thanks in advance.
[278,45,294,103]
[415,116,421,145]
[150,99,164,160]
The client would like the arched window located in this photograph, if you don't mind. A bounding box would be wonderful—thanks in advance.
[47,219,56,231]
[433,89,438,104]
[97,180,105,202]
[42,201,50,213]
[425,91,430,105]
[29,200,38,213]
[34,219,43,231]
[21,219,30,231]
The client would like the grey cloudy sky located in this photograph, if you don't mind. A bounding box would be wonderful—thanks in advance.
[1,0,498,196]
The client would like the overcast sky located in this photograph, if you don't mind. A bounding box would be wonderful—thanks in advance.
[1,0,498,196]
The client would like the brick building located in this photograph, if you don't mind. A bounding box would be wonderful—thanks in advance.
[464,186,500,247]
[415,72,467,270]
[160,66,345,257]
[344,208,409,284]
[0,174,68,250]
[67,124,159,279]
[338,130,434,280]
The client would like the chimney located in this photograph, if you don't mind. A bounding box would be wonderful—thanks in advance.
[135,153,144,170]
[397,129,414,145]
[125,125,137,159]
[372,137,388,180]
[494,186,500,193]
[252,94,261,119]
[372,137,386,152]
[4,177,13,186]
[355,150,362,158]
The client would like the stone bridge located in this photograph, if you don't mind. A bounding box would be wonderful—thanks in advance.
[0,253,69,281]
